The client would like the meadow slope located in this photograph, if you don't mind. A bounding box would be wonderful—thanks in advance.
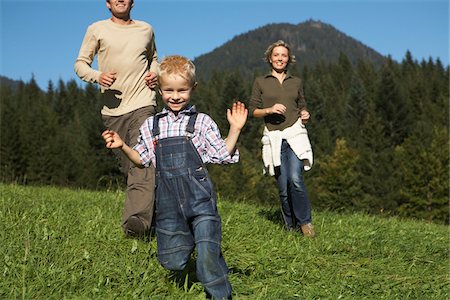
[1,184,448,299]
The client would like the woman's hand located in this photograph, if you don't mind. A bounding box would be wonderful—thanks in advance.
[268,103,286,115]
[300,109,310,124]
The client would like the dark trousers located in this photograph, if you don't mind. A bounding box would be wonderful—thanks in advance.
[102,106,156,232]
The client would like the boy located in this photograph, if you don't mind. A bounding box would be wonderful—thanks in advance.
[102,55,247,299]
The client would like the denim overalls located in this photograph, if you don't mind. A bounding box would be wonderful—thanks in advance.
[152,112,232,299]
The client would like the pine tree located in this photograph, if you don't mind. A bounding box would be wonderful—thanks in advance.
[0,85,22,181]
[311,138,363,211]
[376,57,413,146]
[394,126,449,223]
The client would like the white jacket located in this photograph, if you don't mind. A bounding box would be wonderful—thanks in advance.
[261,118,313,176]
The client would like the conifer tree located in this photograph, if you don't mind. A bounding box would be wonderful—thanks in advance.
[376,57,412,146]
[0,85,21,181]
[311,138,363,211]
[394,126,449,223]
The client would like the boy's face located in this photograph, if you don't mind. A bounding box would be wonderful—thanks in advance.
[159,74,195,113]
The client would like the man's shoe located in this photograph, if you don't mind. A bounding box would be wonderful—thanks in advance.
[125,216,146,237]
[300,223,316,238]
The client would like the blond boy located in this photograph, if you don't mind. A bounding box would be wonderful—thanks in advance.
[102,55,247,299]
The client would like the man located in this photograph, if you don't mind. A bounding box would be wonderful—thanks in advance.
[75,0,158,237]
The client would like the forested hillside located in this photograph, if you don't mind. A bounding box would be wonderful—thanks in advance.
[1,28,448,224]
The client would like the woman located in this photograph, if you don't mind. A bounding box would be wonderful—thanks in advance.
[249,40,315,237]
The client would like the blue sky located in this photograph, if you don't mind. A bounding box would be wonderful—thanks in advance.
[1,0,448,90]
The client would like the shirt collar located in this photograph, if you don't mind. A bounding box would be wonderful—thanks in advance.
[264,70,294,79]
[159,104,197,119]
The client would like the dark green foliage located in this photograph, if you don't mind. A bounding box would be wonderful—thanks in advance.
[0,79,121,189]
[0,50,448,223]
[376,57,414,146]
[310,139,363,211]
[394,126,449,223]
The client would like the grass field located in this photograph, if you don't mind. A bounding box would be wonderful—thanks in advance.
[1,184,448,299]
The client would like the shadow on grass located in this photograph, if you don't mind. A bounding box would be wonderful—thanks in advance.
[168,258,199,290]
[258,208,284,227]
[229,265,253,276]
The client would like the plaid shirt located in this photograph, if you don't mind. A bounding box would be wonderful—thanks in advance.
[133,105,239,167]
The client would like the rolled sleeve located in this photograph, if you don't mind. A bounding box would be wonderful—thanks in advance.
[202,116,239,164]
[133,119,156,167]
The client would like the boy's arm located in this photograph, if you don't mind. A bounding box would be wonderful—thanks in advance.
[102,130,143,167]
[119,144,143,167]
[225,101,248,154]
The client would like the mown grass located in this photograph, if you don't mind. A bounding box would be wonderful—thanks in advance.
[1,184,448,299]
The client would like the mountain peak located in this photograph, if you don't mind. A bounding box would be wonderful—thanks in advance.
[193,20,386,80]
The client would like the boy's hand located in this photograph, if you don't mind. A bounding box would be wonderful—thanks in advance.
[227,101,248,131]
[102,130,123,149]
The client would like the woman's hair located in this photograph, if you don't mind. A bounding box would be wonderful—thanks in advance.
[159,55,197,86]
[264,40,296,66]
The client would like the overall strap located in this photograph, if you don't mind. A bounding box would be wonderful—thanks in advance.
[152,111,197,138]
[186,112,198,135]
[152,114,162,137]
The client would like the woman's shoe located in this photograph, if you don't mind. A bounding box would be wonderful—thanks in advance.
[300,223,316,238]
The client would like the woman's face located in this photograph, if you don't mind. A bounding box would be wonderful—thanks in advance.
[270,46,289,72]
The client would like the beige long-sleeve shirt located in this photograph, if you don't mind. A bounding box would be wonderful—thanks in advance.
[74,19,158,116]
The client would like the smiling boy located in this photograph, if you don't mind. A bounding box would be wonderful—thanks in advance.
[102,55,247,299]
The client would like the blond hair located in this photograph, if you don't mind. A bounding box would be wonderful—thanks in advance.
[159,55,196,87]
[264,40,296,66]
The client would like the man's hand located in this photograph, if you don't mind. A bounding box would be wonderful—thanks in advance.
[145,72,158,89]
[99,71,117,87]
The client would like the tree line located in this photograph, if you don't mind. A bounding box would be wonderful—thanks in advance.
[1,52,448,223]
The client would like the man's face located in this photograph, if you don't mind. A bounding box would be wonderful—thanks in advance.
[106,0,134,18]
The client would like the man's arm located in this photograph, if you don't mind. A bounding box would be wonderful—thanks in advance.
[74,26,102,84]
[145,32,159,89]
[148,32,159,75]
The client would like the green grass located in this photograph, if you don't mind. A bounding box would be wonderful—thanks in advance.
[1,184,448,299]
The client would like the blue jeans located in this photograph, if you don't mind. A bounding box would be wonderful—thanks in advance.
[275,140,312,230]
